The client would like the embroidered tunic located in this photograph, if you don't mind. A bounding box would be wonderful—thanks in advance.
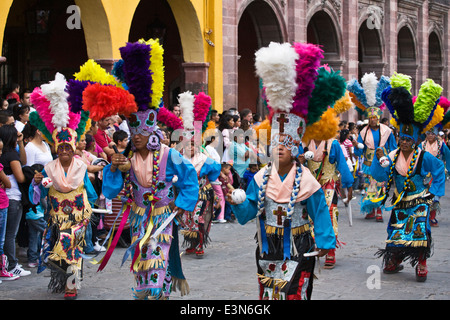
[102,144,199,299]
[29,158,97,293]
[354,124,397,214]
[306,139,354,246]
[370,149,445,265]
[180,152,221,250]
[231,163,335,300]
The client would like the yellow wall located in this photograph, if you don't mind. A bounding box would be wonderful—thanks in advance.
[0,0,223,112]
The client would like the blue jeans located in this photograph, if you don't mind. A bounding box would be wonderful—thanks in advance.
[4,199,22,270]
[84,222,95,253]
[27,218,46,262]
[0,207,7,255]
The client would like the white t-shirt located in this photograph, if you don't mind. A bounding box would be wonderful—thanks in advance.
[25,141,53,167]
[205,145,221,163]
[15,121,25,132]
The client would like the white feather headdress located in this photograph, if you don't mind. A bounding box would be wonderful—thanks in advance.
[254,42,299,113]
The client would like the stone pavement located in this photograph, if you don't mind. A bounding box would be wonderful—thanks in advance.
[1,183,450,300]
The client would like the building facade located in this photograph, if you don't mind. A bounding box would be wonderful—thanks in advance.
[1,0,449,121]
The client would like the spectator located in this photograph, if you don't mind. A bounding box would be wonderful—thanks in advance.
[93,117,116,160]
[172,104,181,117]
[218,163,234,222]
[210,109,220,127]
[240,108,253,125]
[6,83,20,103]
[21,89,34,112]
[252,113,262,126]
[22,123,53,167]
[218,114,234,150]
[22,123,53,268]
[0,125,29,276]
[232,114,241,131]
[228,130,251,178]
[112,130,129,154]
[13,103,30,132]
[0,110,14,126]
[1,99,8,111]
[242,163,258,191]
[0,137,17,281]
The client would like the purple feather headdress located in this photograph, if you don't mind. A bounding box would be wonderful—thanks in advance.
[119,41,153,111]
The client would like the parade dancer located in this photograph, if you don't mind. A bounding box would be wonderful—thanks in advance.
[347,73,397,222]
[228,42,341,300]
[98,39,199,300]
[371,73,445,282]
[303,86,354,268]
[28,73,98,300]
[419,96,450,227]
[174,91,221,257]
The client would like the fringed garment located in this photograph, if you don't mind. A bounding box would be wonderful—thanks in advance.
[126,148,188,300]
[42,183,92,293]
[180,176,214,251]
[360,148,386,214]
[376,171,433,268]
[256,198,316,300]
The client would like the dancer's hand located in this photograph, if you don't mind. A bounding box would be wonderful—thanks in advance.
[110,153,127,172]
[317,249,329,257]
[347,187,353,203]
[375,148,384,160]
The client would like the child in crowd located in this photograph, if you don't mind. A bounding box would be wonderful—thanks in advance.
[112,130,129,154]
[218,163,234,222]
[243,164,258,191]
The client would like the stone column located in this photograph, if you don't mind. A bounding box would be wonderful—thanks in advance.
[95,59,117,73]
[287,0,307,42]
[417,0,429,87]
[383,0,398,76]
[341,0,359,122]
[182,62,210,94]
[222,0,238,111]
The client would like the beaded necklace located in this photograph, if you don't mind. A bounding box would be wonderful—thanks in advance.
[383,146,420,206]
[256,161,303,220]
[123,148,161,203]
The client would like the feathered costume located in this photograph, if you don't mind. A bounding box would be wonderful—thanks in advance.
[28,72,98,299]
[231,42,336,300]
[370,73,446,281]
[165,91,221,257]
[347,73,397,220]
[302,68,355,268]
[419,96,450,226]
[99,39,200,299]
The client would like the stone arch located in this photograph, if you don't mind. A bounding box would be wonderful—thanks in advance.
[428,30,443,86]
[1,0,90,90]
[358,19,385,79]
[237,0,284,115]
[307,8,343,71]
[397,25,417,92]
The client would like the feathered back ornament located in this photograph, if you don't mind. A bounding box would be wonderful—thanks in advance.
[347,72,390,117]
[255,42,347,157]
[118,38,165,112]
[302,65,347,143]
[382,73,443,141]
[29,73,83,150]
[254,42,299,115]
